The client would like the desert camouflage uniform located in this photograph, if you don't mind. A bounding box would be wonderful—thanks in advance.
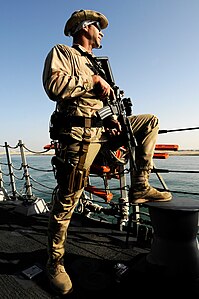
[43,43,160,265]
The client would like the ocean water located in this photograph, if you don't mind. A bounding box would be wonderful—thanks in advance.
[151,156,199,199]
[0,154,199,203]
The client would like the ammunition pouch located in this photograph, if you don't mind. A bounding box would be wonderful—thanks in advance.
[49,111,103,140]
[49,111,63,140]
[51,156,89,193]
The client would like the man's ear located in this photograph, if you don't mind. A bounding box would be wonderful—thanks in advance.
[82,25,89,34]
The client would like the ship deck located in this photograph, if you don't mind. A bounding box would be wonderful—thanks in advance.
[0,199,199,298]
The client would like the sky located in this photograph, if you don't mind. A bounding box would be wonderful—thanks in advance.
[1,0,199,151]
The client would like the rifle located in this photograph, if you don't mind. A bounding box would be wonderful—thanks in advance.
[95,56,137,171]
[72,47,137,160]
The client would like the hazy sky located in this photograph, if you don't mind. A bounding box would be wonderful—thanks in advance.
[1,0,199,150]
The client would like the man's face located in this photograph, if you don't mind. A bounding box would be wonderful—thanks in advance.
[87,22,104,49]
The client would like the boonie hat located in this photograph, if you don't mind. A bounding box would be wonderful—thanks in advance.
[64,9,108,36]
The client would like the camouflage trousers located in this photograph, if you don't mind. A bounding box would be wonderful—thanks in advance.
[47,114,159,263]
[47,138,101,264]
[128,114,159,170]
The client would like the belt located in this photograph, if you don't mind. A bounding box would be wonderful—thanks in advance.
[65,116,103,128]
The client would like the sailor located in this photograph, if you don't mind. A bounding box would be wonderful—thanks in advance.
[42,9,172,295]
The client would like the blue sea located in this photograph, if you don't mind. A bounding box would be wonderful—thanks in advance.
[0,154,199,203]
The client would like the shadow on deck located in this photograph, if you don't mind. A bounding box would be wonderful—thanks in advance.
[0,201,198,298]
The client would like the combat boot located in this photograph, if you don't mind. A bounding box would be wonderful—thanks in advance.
[130,170,172,204]
[46,260,73,295]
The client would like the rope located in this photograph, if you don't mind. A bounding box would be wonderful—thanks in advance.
[153,168,199,174]
[155,187,199,197]
[30,176,55,190]
[159,126,199,134]
[28,165,53,172]
[22,144,50,154]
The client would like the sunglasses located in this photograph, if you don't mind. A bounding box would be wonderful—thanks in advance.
[92,22,101,32]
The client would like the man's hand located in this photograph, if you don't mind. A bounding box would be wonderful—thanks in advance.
[92,75,115,100]
[104,116,122,136]
[92,75,121,135]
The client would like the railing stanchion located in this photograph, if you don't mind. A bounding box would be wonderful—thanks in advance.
[0,164,3,189]
[5,142,17,199]
[18,140,33,199]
